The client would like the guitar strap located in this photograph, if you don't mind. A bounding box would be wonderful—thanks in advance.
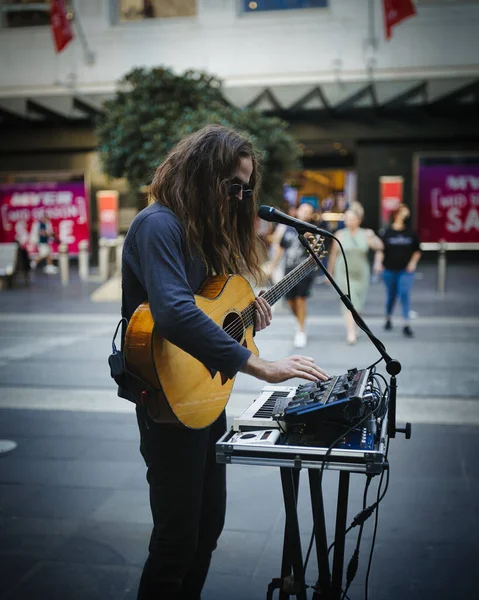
[108,229,157,408]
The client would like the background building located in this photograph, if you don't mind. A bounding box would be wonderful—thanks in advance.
[1,0,478,244]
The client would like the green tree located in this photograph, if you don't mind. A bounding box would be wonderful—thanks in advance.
[96,66,300,206]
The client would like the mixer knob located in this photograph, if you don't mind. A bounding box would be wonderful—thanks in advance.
[347,368,358,380]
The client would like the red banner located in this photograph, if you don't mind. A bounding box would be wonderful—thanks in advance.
[417,163,479,244]
[379,176,403,227]
[50,0,73,53]
[0,181,90,256]
[382,0,417,39]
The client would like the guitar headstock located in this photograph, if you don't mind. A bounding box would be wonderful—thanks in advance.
[305,234,328,259]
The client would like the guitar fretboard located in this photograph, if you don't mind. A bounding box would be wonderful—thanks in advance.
[241,254,320,329]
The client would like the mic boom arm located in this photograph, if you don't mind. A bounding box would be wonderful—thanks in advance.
[296,233,406,439]
[257,205,333,239]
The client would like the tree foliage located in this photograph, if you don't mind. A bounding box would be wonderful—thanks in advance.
[96,67,300,205]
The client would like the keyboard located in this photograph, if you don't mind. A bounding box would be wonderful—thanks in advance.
[233,385,296,431]
[233,368,372,431]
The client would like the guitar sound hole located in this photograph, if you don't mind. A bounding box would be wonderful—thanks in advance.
[223,312,244,343]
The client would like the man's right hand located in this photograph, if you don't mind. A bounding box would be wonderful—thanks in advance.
[241,353,329,384]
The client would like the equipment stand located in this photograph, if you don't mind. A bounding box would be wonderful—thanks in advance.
[268,467,358,600]
[267,468,307,600]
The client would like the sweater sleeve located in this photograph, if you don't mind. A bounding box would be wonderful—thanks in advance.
[127,210,252,379]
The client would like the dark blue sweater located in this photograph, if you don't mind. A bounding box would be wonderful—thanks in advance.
[121,202,252,380]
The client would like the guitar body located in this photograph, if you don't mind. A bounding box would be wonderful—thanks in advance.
[124,274,259,429]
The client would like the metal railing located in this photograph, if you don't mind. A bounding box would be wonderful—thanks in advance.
[56,236,124,285]
[421,242,479,296]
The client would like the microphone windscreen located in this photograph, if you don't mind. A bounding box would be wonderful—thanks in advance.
[257,205,275,221]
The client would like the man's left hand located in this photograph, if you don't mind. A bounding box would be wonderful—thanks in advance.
[254,291,272,332]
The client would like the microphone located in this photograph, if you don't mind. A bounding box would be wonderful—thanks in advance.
[257,205,333,238]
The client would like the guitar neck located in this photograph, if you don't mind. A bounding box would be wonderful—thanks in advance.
[241,255,319,328]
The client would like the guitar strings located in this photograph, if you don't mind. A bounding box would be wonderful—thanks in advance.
[221,256,319,340]
[227,257,317,337]
[221,237,324,339]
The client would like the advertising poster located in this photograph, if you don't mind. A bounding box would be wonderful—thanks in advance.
[379,176,403,227]
[0,181,89,255]
[96,190,119,240]
[417,162,479,243]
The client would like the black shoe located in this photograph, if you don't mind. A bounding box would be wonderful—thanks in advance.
[384,319,392,330]
[403,325,414,337]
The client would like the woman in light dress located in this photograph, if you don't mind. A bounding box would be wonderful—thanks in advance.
[327,203,383,345]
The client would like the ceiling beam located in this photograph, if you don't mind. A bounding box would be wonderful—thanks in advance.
[73,97,104,118]
[335,84,376,113]
[26,99,70,122]
[0,105,29,123]
[382,82,427,110]
[430,80,479,109]
[247,88,282,111]
[289,86,332,113]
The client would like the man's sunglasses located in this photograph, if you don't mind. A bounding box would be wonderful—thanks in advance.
[227,182,253,199]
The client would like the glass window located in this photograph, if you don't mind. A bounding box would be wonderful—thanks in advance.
[119,0,196,21]
[0,1,73,28]
[243,0,328,12]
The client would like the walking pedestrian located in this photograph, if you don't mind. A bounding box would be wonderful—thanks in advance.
[266,201,319,348]
[327,202,383,345]
[30,216,58,274]
[374,203,422,337]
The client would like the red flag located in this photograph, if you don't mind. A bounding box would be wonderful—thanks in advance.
[383,0,417,40]
[50,0,74,53]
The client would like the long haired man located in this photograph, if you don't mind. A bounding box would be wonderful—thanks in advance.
[121,124,328,599]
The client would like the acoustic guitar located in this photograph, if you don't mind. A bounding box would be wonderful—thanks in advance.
[124,236,326,429]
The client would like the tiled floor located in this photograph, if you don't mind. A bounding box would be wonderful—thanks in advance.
[0,260,478,599]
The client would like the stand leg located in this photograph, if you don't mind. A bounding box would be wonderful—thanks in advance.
[331,471,350,600]
[308,470,331,600]
[268,467,307,600]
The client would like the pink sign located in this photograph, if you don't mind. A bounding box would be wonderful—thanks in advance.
[417,163,479,244]
[0,181,90,255]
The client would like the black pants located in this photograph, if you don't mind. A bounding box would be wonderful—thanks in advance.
[136,408,227,600]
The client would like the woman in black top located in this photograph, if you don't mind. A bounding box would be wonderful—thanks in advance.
[374,204,421,337]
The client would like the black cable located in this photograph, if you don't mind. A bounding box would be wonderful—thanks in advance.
[373,371,389,390]
[367,356,383,371]
[303,370,388,583]
[327,444,390,559]
[306,231,351,299]
[303,233,383,353]
[341,476,373,599]
[365,439,391,600]
[371,374,389,420]
[303,409,375,574]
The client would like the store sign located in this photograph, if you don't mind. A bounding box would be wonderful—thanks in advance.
[417,163,479,243]
[379,176,403,227]
[96,190,119,240]
[0,181,89,255]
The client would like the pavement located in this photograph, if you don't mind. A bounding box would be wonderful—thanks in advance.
[0,255,478,600]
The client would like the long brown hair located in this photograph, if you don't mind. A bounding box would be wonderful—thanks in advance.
[149,124,263,281]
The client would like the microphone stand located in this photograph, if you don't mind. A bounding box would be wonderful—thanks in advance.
[259,215,412,600]
[296,230,411,440]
